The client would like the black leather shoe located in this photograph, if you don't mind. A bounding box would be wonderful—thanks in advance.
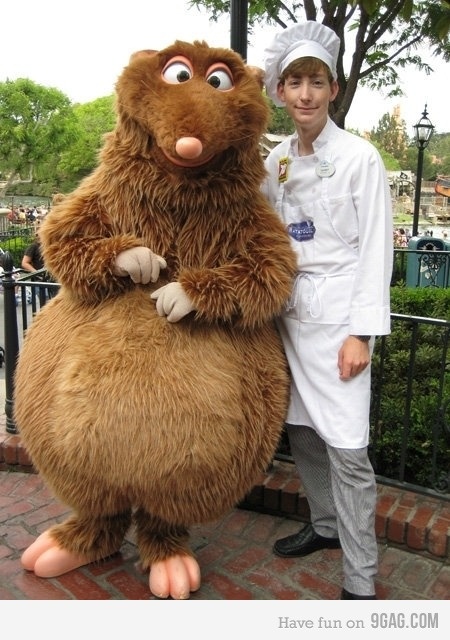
[341,588,377,600]
[273,524,341,558]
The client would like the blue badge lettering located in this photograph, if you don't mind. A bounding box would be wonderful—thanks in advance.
[287,220,315,242]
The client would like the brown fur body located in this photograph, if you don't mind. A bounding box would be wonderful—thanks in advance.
[14,41,297,572]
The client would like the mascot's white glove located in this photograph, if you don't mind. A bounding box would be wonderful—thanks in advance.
[151,282,195,323]
[113,247,167,284]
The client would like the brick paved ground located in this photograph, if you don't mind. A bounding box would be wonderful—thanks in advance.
[0,469,449,600]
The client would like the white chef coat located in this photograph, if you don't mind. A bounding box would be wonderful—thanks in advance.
[262,118,393,448]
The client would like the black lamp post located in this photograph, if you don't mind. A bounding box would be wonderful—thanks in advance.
[230,0,248,61]
[412,105,434,237]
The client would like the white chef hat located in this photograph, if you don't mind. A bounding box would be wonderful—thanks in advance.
[264,21,340,106]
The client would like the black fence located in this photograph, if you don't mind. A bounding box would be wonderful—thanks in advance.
[2,253,450,502]
[370,314,450,498]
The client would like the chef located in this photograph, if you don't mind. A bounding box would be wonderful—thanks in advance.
[261,21,393,600]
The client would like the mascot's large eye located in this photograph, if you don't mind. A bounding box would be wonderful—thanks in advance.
[205,64,234,91]
[162,58,193,84]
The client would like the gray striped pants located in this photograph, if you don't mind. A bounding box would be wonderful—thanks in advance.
[286,424,378,596]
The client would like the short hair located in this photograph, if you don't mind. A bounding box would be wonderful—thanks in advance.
[279,56,334,84]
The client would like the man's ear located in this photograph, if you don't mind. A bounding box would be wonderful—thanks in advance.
[330,79,339,102]
[276,82,286,104]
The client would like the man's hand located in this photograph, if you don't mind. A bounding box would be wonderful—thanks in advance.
[151,282,195,323]
[113,247,167,284]
[338,336,370,381]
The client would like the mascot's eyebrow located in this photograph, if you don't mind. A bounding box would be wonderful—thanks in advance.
[161,55,235,91]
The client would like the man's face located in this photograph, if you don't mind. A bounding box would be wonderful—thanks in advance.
[276,69,338,131]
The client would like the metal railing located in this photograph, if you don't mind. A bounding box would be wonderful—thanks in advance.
[1,253,60,434]
[2,253,449,501]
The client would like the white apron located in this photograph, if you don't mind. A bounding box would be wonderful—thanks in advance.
[274,143,372,449]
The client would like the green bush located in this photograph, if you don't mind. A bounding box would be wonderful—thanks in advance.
[0,230,35,268]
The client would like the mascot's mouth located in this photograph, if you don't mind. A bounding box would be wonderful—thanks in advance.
[162,150,215,168]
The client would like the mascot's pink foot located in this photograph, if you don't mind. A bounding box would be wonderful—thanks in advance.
[149,554,201,600]
[21,530,91,577]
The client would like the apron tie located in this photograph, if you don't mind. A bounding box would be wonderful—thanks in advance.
[286,273,322,318]
[303,274,322,319]
[286,272,353,318]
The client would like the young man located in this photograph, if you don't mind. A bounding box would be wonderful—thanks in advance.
[262,21,393,599]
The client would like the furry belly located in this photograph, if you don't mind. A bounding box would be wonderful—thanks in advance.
[14,289,289,525]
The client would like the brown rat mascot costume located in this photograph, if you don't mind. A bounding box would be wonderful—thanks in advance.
[13,40,297,599]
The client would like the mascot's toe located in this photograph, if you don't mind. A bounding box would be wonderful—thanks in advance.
[149,555,201,600]
[21,530,57,571]
[21,530,90,577]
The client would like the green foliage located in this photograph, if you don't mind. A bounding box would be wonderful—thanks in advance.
[267,100,295,134]
[369,140,401,171]
[428,132,450,175]
[0,228,34,267]
[370,112,408,165]
[363,104,446,177]
[390,286,450,319]
[403,145,436,179]
[0,79,77,195]
[0,82,117,195]
[58,96,116,190]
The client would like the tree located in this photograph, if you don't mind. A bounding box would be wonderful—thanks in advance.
[404,144,436,181]
[428,132,450,176]
[368,115,450,177]
[369,139,401,171]
[191,1,450,128]
[0,79,78,197]
[370,111,408,165]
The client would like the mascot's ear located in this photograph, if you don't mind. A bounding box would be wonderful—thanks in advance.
[247,65,265,90]
[52,193,65,205]
[129,49,158,63]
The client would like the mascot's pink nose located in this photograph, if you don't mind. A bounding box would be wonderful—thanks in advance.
[175,137,203,159]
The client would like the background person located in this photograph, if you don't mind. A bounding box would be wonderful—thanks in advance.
[21,230,57,299]
[21,233,45,273]
[262,21,393,600]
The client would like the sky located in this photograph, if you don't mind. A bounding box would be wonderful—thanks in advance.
[1,0,448,135]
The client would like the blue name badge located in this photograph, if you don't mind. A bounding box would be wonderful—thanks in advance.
[287,220,316,242]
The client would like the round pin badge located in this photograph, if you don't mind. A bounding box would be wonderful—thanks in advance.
[316,160,336,178]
